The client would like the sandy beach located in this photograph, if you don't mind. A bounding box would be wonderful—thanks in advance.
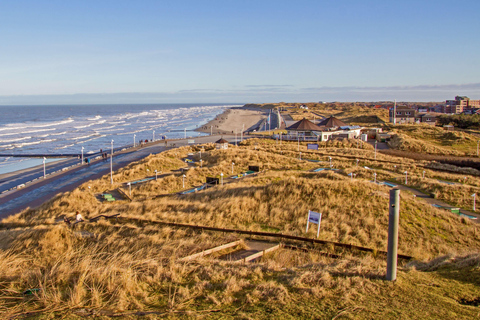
[196,107,267,135]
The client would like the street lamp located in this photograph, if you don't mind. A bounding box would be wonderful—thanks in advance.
[232,162,234,174]
[153,130,155,142]
[155,170,158,180]
[404,171,408,185]
[182,174,186,188]
[374,172,377,183]
[329,156,332,168]
[472,193,476,211]
[374,140,378,160]
[43,157,46,178]
[220,172,224,185]
[299,152,302,160]
[133,134,136,148]
[356,159,359,166]
[81,146,84,164]
[127,182,131,196]
[210,125,213,136]
[110,140,114,184]
[200,159,203,168]
[423,170,426,179]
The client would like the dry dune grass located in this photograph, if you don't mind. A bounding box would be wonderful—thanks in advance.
[388,125,480,156]
[1,139,480,317]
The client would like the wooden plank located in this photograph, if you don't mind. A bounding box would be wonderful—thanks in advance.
[240,244,281,263]
[117,188,132,201]
[180,240,241,261]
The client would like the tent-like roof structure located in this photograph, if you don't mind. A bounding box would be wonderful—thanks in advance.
[317,116,348,128]
[215,138,229,143]
[286,118,323,131]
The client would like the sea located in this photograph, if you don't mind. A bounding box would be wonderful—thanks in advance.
[0,103,240,174]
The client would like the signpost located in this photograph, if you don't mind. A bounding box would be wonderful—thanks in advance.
[306,210,322,238]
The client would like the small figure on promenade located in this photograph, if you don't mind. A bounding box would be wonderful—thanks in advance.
[86,158,90,165]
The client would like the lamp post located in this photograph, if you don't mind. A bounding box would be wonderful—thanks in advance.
[155,170,158,180]
[220,172,224,186]
[374,140,378,160]
[210,125,213,136]
[200,159,203,168]
[299,152,302,160]
[329,156,332,168]
[133,134,136,148]
[472,193,476,211]
[153,130,155,142]
[356,159,359,166]
[423,170,425,179]
[374,172,377,183]
[127,182,131,196]
[232,162,234,174]
[81,146,84,164]
[182,174,186,188]
[110,140,114,184]
[43,157,46,178]
[404,171,408,185]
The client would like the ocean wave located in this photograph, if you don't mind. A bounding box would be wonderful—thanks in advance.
[12,139,55,148]
[0,118,74,131]
[72,133,100,140]
[0,136,32,143]
[0,128,56,136]
[95,125,116,132]
[87,115,102,121]
[55,143,75,150]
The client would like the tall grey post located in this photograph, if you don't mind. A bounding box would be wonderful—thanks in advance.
[386,188,400,281]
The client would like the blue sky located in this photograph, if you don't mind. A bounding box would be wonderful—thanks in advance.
[1,0,479,104]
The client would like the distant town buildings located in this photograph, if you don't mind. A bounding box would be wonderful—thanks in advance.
[445,96,480,114]
[389,108,437,125]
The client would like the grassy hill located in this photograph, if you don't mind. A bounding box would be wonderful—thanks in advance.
[1,139,479,318]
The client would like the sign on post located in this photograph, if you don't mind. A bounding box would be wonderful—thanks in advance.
[307,144,319,150]
[306,210,322,238]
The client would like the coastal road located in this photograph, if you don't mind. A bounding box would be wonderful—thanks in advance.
[0,135,237,219]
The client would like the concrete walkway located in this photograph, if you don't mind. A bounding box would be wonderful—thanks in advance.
[381,181,480,221]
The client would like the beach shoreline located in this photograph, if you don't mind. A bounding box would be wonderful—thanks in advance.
[195,106,268,135]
